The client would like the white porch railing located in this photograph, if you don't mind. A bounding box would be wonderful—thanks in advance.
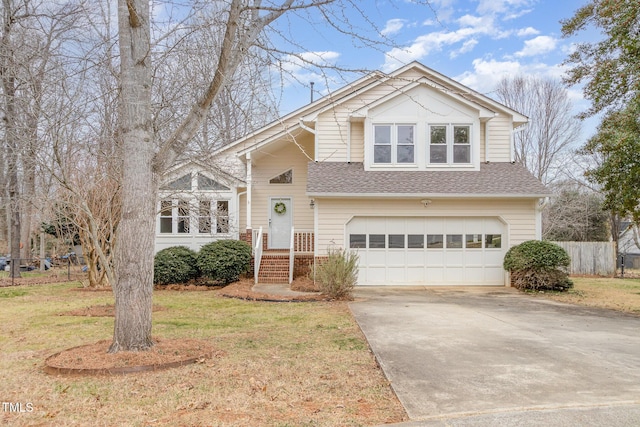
[293,230,314,252]
[253,227,263,284]
[289,226,295,284]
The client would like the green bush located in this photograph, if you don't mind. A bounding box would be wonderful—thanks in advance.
[315,247,359,300]
[153,246,199,285]
[503,240,573,291]
[197,240,252,284]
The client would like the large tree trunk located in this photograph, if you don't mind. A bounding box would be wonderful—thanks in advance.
[2,0,20,278]
[110,0,154,352]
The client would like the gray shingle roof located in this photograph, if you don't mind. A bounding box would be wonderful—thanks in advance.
[307,162,550,197]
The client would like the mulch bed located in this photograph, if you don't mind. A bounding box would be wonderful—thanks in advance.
[44,338,220,376]
[215,277,328,302]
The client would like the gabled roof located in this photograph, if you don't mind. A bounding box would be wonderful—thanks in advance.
[307,162,550,198]
[348,77,497,121]
[160,159,245,186]
[218,61,528,157]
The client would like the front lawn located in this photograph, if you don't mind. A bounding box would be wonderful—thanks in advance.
[533,276,640,315]
[0,282,406,426]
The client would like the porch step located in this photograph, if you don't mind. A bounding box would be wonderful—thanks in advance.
[257,254,290,284]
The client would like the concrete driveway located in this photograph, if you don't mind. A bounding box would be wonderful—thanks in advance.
[349,287,640,426]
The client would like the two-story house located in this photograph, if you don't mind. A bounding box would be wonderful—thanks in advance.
[156,61,550,286]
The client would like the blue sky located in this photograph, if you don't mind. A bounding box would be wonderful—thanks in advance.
[273,0,600,141]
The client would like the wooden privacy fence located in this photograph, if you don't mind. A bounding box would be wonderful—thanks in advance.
[551,241,616,276]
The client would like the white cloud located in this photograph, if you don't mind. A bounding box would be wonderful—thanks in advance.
[517,27,540,37]
[382,12,503,71]
[476,0,534,15]
[455,58,565,95]
[515,35,557,57]
[381,19,406,36]
[450,39,478,58]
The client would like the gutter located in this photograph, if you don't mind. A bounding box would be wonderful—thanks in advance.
[306,192,552,199]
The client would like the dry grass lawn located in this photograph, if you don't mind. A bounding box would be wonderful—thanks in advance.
[0,282,406,426]
[532,276,640,315]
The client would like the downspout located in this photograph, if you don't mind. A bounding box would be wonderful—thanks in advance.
[236,190,246,237]
[347,120,351,163]
[511,123,528,163]
[299,118,317,161]
[484,120,490,163]
[246,152,252,230]
[536,197,550,240]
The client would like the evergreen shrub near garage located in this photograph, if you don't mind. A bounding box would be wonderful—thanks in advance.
[315,247,359,300]
[153,246,200,285]
[197,240,252,284]
[503,240,573,291]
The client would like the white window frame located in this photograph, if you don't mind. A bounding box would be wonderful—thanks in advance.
[428,123,473,166]
[372,123,416,165]
[158,198,230,235]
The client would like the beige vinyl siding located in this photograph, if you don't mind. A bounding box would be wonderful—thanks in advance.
[244,135,314,232]
[316,80,415,161]
[487,114,513,162]
[350,121,365,162]
[316,110,350,161]
[315,198,538,254]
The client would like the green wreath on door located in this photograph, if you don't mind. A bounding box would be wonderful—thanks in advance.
[274,201,287,215]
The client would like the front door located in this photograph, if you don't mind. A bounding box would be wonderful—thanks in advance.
[269,197,292,249]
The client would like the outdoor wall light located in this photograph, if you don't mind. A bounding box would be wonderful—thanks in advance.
[309,199,315,209]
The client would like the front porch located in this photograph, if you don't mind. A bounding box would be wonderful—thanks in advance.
[242,229,315,284]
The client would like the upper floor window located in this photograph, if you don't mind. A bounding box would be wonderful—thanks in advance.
[429,124,471,165]
[270,169,293,184]
[373,124,415,164]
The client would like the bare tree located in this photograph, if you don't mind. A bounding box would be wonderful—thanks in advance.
[542,181,609,241]
[1,0,24,277]
[494,75,581,185]
[113,0,421,352]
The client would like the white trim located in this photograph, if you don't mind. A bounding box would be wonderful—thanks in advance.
[307,192,550,199]
[216,61,528,160]
[427,123,474,167]
[246,152,252,230]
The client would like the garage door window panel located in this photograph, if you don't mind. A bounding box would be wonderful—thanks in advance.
[485,234,502,248]
[466,234,483,249]
[408,234,424,248]
[369,234,386,248]
[446,234,463,248]
[388,234,405,248]
[427,234,443,248]
[350,234,366,248]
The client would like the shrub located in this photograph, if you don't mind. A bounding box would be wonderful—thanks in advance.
[197,240,252,284]
[153,246,199,285]
[503,240,573,291]
[315,247,359,300]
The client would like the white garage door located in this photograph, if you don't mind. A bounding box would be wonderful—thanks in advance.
[346,217,506,286]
